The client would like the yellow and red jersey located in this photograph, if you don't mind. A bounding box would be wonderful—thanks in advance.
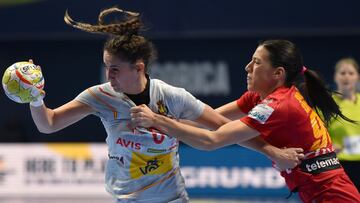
[236,86,341,191]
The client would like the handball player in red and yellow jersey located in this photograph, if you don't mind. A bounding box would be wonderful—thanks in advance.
[131,40,360,202]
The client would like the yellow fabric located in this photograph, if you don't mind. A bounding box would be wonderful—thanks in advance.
[328,93,360,161]
[130,152,173,179]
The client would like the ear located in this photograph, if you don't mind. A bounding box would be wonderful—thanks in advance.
[135,61,145,73]
[273,66,285,79]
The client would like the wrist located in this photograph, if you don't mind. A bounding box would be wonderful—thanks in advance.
[30,99,44,107]
[153,114,170,134]
[153,114,163,129]
[263,145,280,160]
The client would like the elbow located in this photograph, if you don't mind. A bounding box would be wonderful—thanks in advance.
[197,135,222,151]
[200,144,218,151]
[38,128,54,134]
[36,126,57,134]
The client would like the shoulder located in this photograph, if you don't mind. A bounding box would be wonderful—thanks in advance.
[332,93,343,103]
[151,78,189,96]
[83,82,116,95]
[241,91,261,102]
[151,79,178,89]
[87,82,111,91]
[263,87,298,113]
[76,82,112,100]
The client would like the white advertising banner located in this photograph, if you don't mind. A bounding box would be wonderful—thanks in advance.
[0,143,109,197]
[0,144,287,198]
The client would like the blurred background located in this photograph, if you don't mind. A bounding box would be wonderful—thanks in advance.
[1,0,360,202]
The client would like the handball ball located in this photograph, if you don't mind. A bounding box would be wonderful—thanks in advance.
[2,61,45,103]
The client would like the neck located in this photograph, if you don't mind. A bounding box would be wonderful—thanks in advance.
[338,88,356,102]
[259,82,284,100]
[127,74,148,95]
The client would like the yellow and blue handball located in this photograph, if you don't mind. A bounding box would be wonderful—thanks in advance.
[2,61,45,103]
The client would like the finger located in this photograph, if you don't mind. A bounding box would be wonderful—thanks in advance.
[130,106,141,113]
[297,154,305,159]
[131,117,140,125]
[130,112,141,119]
[39,89,46,96]
[294,148,304,153]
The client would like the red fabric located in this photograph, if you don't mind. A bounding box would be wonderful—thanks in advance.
[296,169,360,203]
[236,86,360,201]
[237,86,332,151]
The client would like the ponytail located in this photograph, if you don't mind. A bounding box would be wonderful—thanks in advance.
[63,6,157,71]
[300,68,356,126]
[64,7,142,36]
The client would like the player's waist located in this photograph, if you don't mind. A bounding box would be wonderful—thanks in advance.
[299,152,341,174]
[106,167,182,198]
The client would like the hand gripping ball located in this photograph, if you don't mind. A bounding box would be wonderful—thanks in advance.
[2,61,45,103]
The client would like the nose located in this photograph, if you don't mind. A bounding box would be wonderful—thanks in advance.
[245,61,252,72]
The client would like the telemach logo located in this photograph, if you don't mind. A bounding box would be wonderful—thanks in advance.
[305,157,340,172]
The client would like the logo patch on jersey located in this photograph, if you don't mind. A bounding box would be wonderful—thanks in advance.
[147,148,167,153]
[248,103,274,124]
[116,138,141,150]
[130,152,173,179]
[108,154,125,165]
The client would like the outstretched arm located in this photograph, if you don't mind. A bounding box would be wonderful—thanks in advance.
[131,104,255,150]
[30,100,94,134]
[197,103,304,169]
[131,104,303,169]
[24,60,94,134]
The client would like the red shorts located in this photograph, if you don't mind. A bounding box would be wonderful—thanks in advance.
[298,171,360,203]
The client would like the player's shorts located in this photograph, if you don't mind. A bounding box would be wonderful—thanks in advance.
[298,171,360,203]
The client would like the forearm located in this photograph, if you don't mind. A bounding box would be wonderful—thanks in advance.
[30,100,92,134]
[153,114,222,150]
[240,137,304,170]
[30,104,56,134]
[239,137,279,160]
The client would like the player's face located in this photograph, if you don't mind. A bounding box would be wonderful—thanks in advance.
[245,45,278,98]
[103,51,139,93]
[334,62,359,92]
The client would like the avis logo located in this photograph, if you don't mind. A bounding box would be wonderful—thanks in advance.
[139,158,163,175]
[116,138,141,150]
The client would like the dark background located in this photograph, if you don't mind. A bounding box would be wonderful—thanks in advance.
[1,0,360,142]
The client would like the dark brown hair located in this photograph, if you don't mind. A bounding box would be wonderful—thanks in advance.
[64,7,157,73]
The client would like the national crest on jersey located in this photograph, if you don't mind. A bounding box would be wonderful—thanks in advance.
[157,100,169,116]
